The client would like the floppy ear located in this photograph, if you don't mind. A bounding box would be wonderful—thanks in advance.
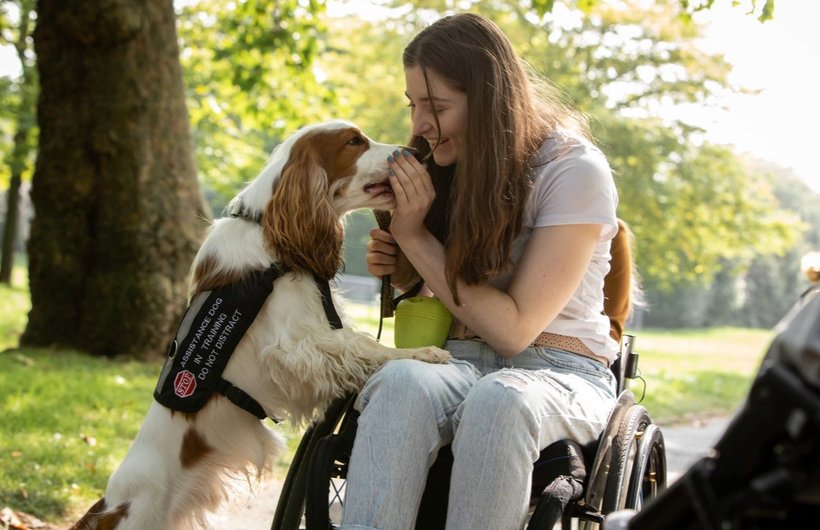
[263,139,343,280]
[68,497,130,530]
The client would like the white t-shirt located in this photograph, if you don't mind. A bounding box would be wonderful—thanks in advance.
[489,131,620,362]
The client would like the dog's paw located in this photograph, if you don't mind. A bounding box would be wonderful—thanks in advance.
[413,346,451,364]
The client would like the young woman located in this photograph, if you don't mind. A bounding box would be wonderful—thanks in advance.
[342,13,620,530]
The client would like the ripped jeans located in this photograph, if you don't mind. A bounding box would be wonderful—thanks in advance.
[340,339,617,530]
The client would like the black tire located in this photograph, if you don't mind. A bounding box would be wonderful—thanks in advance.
[602,404,652,513]
[585,391,636,512]
[270,423,317,530]
[305,434,348,529]
[624,423,667,509]
[271,396,356,530]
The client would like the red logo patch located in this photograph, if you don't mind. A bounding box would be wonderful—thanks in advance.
[174,370,196,398]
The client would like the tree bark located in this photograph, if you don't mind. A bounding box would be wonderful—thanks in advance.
[24,0,207,359]
[1,173,22,284]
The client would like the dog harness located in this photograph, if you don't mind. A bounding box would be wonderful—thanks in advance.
[153,264,343,420]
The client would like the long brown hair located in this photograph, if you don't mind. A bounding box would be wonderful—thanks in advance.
[403,13,588,303]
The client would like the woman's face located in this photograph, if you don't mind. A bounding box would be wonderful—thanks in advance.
[404,66,468,167]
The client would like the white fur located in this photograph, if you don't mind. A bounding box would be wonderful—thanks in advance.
[71,121,449,530]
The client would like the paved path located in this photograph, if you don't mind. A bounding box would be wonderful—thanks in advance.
[662,416,729,483]
[212,416,731,529]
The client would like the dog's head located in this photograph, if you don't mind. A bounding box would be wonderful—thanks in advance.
[226,120,402,279]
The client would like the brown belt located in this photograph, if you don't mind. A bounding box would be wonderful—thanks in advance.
[449,321,608,366]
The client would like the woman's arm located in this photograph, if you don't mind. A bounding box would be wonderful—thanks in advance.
[397,223,601,357]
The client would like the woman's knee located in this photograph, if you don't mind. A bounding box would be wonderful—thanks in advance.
[357,359,478,432]
[357,359,439,409]
[455,370,549,432]
[370,358,434,388]
[477,369,548,404]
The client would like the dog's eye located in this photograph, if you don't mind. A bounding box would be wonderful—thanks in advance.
[347,135,366,146]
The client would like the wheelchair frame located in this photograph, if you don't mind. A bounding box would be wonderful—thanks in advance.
[270,334,667,530]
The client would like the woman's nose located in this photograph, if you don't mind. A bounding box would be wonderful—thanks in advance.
[411,118,433,137]
[410,108,433,137]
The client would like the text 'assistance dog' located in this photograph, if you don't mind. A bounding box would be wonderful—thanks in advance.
[70,120,451,530]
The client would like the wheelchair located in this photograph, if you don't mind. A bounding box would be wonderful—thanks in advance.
[270,332,666,530]
[271,219,667,529]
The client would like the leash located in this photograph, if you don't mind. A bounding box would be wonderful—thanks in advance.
[371,210,423,342]
[373,210,393,341]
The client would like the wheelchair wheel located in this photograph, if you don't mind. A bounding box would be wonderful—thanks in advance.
[269,423,317,530]
[602,404,663,513]
[271,396,356,530]
[585,390,637,512]
[625,422,666,508]
[305,404,355,529]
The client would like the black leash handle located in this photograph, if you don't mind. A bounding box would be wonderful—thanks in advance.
[373,210,395,319]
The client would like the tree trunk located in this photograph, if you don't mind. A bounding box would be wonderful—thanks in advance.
[24,0,207,359]
[1,174,22,284]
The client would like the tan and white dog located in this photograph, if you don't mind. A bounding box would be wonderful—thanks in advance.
[70,120,449,529]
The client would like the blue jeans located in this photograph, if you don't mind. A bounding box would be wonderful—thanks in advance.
[340,340,617,530]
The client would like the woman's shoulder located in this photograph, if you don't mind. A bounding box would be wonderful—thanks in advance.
[530,129,606,169]
[525,130,618,232]
[529,130,612,191]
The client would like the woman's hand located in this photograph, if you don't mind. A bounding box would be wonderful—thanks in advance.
[388,149,435,241]
[366,228,398,278]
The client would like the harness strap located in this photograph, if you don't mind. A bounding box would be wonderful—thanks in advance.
[314,274,344,330]
[216,378,269,420]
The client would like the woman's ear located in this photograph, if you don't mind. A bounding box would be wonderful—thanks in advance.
[263,140,343,280]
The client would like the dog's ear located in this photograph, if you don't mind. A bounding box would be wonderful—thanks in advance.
[68,497,131,530]
[263,136,343,280]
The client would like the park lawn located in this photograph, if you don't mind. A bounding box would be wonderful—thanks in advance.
[625,327,774,424]
[0,348,161,520]
[1,278,774,524]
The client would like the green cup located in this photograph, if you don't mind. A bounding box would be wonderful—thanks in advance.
[394,296,454,348]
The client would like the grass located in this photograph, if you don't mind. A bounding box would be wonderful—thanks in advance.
[0,265,29,350]
[625,327,773,424]
[0,349,161,520]
[0,272,775,525]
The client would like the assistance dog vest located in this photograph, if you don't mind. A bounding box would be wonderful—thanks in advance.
[154,265,342,419]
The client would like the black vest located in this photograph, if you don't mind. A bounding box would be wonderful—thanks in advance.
[153,265,342,420]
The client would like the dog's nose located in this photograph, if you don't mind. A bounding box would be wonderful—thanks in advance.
[402,147,424,162]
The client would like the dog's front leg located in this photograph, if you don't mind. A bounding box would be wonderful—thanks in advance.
[322,328,451,365]
[262,329,450,424]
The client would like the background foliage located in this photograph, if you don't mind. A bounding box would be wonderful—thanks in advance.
[0,0,816,327]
